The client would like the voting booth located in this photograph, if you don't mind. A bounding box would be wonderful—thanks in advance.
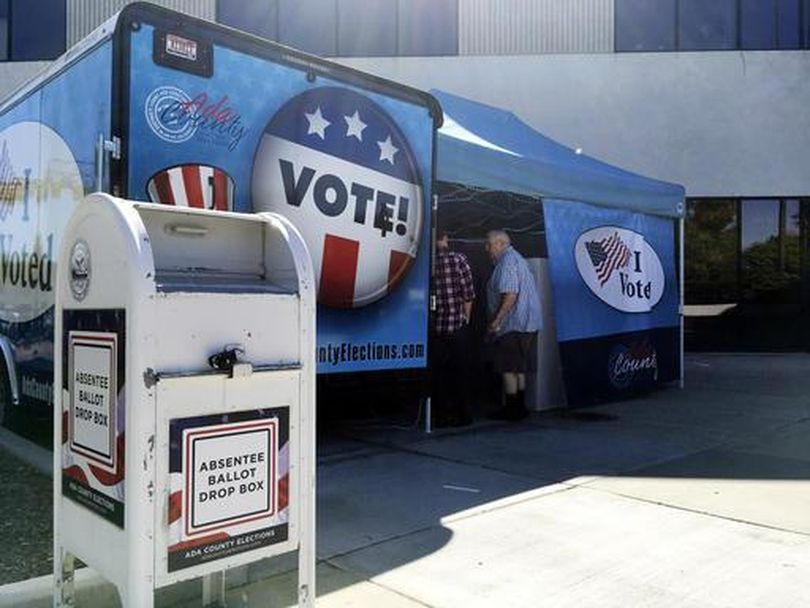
[432,90,685,409]
[53,194,316,607]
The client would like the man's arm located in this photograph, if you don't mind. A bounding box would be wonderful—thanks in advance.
[489,292,517,333]
[489,256,519,332]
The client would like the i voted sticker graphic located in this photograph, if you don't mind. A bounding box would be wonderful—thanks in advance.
[575,226,665,313]
[252,87,423,308]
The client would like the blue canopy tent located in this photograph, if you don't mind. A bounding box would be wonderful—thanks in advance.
[430,89,686,405]
[431,89,684,218]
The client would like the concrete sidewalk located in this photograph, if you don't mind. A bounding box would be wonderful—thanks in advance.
[3,353,810,607]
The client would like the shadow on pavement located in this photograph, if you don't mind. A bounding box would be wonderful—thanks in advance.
[2,353,809,606]
[298,353,810,602]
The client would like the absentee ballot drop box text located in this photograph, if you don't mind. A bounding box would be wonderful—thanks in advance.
[54,193,316,608]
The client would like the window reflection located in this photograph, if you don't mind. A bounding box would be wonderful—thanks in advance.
[0,1,8,62]
[615,0,677,51]
[741,199,782,301]
[615,0,810,51]
[785,199,801,236]
[741,199,779,249]
[778,0,802,49]
[678,0,737,50]
[741,0,777,49]
[686,198,809,351]
[781,199,802,306]
[685,199,738,304]
[217,0,458,57]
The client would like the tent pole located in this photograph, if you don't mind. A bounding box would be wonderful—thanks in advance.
[679,216,685,389]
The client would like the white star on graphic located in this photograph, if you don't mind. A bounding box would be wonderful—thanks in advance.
[344,110,367,141]
[377,135,398,164]
[305,106,330,139]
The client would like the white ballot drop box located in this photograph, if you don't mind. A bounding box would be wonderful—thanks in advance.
[53,193,316,607]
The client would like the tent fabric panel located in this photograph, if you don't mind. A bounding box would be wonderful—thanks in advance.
[431,89,685,218]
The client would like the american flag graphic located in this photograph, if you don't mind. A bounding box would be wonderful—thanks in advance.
[147,164,234,210]
[252,87,423,309]
[585,231,631,286]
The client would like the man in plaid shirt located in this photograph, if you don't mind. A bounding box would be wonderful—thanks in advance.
[431,228,476,427]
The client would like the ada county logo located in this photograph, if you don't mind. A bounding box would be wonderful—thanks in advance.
[608,340,658,390]
[145,86,196,143]
[574,226,664,313]
[252,87,423,309]
[145,87,246,150]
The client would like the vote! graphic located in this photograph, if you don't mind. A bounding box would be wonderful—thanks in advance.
[252,87,423,308]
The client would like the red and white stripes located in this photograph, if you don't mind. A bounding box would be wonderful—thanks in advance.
[147,165,233,211]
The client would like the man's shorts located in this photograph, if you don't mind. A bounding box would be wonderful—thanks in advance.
[492,331,538,373]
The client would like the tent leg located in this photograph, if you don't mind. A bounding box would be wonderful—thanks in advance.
[679,216,685,389]
[424,396,432,434]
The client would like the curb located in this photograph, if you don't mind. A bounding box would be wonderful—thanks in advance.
[0,426,52,477]
[0,569,118,608]
[0,568,207,608]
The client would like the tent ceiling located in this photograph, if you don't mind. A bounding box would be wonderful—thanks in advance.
[431,89,685,219]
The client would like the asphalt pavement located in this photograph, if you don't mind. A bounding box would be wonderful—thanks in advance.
[1,353,809,607]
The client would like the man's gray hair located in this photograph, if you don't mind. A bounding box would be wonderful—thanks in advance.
[486,229,511,245]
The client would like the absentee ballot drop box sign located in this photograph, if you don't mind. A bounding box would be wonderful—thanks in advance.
[54,193,316,607]
[163,383,293,574]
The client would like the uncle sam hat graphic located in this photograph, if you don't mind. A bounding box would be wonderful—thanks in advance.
[147,164,235,211]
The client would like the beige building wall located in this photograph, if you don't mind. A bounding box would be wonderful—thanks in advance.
[340,51,810,199]
[459,0,613,55]
[67,0,216,46]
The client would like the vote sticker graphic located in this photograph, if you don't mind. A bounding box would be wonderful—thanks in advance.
[0,121,84,323]
[252,87,424,308]
[575,226,665,313]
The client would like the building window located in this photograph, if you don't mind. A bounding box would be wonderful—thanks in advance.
[686,198,807,306]
[685,198,739,305]
[0,0,65,61]
[0,1,8,61]
[805,0,810,46]
[338,0,397,57]
[278,0,338,57]
[741,0,777,49]
[678,0,737,50]
[216,0,277,41]
[616,0,810,52]
[741,0,803,49]
[217,0,458,57]
[740,199,783,301]
[616,0,676,51]
[685,198,810,351]
[777,0,802,49]
[397,0,457,56]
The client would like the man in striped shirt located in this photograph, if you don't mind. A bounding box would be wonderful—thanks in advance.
[485,230,541,421]
[431,229,476,427]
